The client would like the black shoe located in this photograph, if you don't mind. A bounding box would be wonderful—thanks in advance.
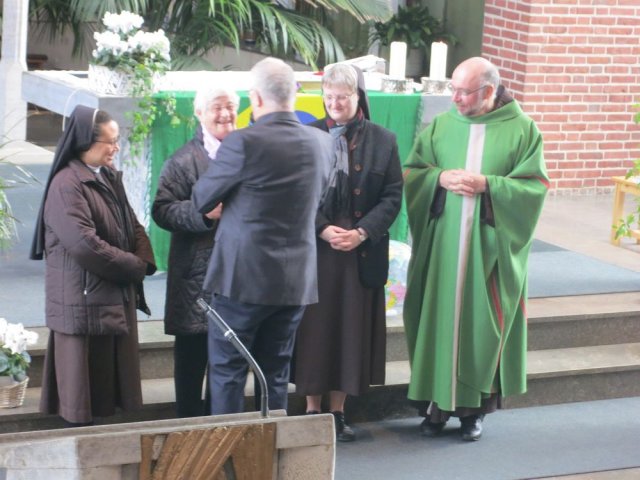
[419,417,446,436]
[305,410,320,415]
[460,414,484,441]
[62,419,94,428]
[331,411,355,442]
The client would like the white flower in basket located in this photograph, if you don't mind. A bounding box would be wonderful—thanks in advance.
[0,318,38,384]
[89,11,171,96]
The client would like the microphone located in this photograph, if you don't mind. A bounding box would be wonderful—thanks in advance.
[196,298,269,418]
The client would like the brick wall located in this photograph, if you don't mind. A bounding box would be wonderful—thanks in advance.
[482,0,640,193]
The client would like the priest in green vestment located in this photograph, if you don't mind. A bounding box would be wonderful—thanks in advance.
[403,57,549,441]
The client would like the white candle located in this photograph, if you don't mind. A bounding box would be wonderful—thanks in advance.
[388,41,407,80]
[429,42,448,80]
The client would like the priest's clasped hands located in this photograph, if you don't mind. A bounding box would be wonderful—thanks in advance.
[439,169,487,196]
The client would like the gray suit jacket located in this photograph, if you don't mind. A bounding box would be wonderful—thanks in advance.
[192,111,332,306]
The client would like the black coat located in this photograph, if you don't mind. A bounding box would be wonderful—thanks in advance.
[152,128,216,335]
[313,118,403,288]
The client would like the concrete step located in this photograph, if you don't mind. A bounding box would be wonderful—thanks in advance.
[527,293,640,351]
[5,342,640,433]
[25,294,640,387]
[386,293,640,362]
[343,342,640,420]
[504,342,640,408]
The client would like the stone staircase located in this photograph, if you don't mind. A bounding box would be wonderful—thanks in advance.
[2,292,639,432]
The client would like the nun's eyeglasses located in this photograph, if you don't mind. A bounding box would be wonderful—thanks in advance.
[323,93,355,103]
[95,136,120,146]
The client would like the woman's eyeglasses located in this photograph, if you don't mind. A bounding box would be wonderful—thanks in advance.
[323,93,355,103]
[210,104,237,114]
[95,136,120,146]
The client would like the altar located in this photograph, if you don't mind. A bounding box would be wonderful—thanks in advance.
[22,70,452,270]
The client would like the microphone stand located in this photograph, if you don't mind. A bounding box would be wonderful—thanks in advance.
[197,298,269,418]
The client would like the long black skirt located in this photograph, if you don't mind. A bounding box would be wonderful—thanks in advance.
[292,228,386,397]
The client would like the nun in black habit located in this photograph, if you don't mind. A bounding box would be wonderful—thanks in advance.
[292,64,403,441]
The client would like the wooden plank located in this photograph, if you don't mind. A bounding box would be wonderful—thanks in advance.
[151,431,184,479]
[163,430,203,479]
[176,428,220,480]
[192,426,247,480]
[233,423,276,480]
[139,434,155,480]
[610,176,640,246]
[140,423,276,480]
[187,428,229,479]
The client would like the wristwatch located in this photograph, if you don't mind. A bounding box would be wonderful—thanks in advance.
[357,228,368,243]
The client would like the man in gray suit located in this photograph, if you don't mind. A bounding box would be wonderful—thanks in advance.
[192,57,332,414]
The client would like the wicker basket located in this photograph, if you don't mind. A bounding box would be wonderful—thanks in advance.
[88,64,162,96]
[88,64,133,95]
[0,377,28,408]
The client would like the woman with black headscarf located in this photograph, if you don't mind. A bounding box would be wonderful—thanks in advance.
[292,64,403,441]
[31,105,156,426]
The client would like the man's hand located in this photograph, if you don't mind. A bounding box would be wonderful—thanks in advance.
[205,203,223,220]
[439,169,487,196]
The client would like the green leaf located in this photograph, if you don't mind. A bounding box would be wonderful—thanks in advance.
[29,0,392,68]
[0,354,9,373]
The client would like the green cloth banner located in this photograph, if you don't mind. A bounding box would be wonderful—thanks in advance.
[150,90,422,271]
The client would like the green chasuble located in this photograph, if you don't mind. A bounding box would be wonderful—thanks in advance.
[403,100,549,411]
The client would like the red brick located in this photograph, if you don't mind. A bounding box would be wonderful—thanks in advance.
[555,179,585,188]
[609,27,636,35]
[597,160,625,169]
[545,152,565,161]
[617,17,640,26]
[580,133,606,141]
[557,161,586,169]
[561,104,588,113]
[591,17,616,26]
[580,150,604,160]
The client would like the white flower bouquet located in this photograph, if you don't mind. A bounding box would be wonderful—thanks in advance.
[92,11,171,75]
[89,11,179,157]
[0,318,38,382]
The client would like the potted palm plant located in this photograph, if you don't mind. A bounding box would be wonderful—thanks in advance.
[27,0,392,70]
[0,144,33,250]
[370,4,457,78]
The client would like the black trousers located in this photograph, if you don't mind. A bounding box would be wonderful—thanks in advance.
[208,295,305,415]
[174,333,209,418]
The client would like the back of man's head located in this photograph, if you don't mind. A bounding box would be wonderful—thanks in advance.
[250,57,297,113]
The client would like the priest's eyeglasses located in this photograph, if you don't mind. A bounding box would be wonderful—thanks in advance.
[447,83,489,97]
[95,136,120,146]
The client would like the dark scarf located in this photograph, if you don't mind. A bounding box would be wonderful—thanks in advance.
[319,65,370,221]
[30,105,97,260]
[320,110,366,220]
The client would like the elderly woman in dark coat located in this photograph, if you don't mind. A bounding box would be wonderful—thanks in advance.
[292,64,403,441]
[31,105,156,426]
[152,85,239,417]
